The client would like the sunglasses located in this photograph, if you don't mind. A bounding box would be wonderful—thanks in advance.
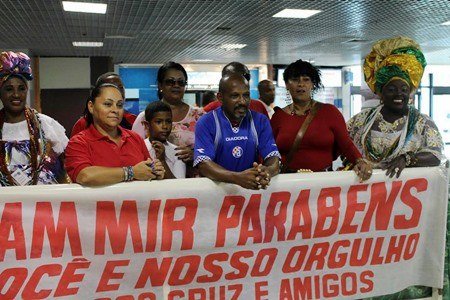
[164,79,187,87]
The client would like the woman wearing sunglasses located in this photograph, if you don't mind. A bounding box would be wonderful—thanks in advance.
[133,62,204,177]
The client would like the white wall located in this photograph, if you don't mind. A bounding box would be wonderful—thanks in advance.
[40,57,91,89]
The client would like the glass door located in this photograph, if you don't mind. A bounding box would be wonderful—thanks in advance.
[432,94,450,159]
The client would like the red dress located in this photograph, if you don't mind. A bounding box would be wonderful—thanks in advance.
[270,104,361,172]
[203,99,269,118]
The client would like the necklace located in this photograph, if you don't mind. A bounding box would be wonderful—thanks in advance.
[291,100,313,116]
[0,107,45,186]
[376,113,406,134]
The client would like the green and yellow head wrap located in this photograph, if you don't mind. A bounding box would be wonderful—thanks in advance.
[363,36,426,95]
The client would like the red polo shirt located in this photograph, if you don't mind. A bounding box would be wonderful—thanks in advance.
[65,125,149,182]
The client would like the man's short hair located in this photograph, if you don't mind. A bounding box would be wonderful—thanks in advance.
[222,62,250,81]
[257,79,273,92]
[218,75,249,94]
[202,91,216,107]
[144,101,172,122]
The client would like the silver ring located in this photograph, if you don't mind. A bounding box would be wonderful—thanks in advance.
[368,170,372,174]
[394,167,400,173]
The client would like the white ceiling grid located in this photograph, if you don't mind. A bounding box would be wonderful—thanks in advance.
[0,0,449,66]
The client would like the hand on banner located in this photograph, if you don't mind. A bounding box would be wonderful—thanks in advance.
[151,159,165,179]
[380,155,407,178]
[353,158,373,182]
[253,162,271,188]
[133,159,157,181]
[235,162,271,190]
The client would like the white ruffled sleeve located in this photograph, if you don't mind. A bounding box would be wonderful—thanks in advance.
[131,111,146,138]
[38,113,69,155]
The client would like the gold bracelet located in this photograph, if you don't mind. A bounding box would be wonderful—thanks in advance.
[356,158,366,164]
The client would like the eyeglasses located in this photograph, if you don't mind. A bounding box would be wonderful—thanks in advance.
[164,79,187,87]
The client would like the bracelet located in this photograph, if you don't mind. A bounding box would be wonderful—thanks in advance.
[122,166,134,182]
[404,153,411,166]
[404,152,417,167]
[122,167,127,181]
[127,166,134,181]
[356,157,367,165]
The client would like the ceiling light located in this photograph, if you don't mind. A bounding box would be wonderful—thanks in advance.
[272,8,321,19]
[442,21,450,25]
[104,34,135,39]
[193,59,213,62]
[219,44,247,51]
[72,41,103,47]
[62,1,107,14]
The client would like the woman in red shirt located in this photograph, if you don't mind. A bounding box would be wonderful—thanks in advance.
[70,72,137,137]
[270,59,371,181]
[65,84,164,186]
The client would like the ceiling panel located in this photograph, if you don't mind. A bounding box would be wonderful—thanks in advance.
[0,0,449,66]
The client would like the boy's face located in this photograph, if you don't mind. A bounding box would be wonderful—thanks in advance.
[146,111,172,142]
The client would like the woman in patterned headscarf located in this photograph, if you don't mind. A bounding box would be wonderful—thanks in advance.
[347,36,443,178]
[0,51,69,186]
[347,37,446,300]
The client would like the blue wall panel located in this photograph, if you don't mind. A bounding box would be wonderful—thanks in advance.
[119,67,158,88]
[250,69,259,99]
[119,67,159,113]
[119,66,261,111]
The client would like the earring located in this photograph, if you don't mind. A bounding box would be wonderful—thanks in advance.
[285,88,293,105]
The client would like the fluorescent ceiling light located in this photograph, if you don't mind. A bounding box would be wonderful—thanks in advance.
[193,59,213,62]
[442,21,450,25]
[219,44,247,51]
[273,8,321,19]
[104,34,135,39]
[62,1,107,14]
[72,41,103,47]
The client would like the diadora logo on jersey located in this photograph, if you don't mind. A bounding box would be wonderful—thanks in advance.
[232,146,243,158]
[225,136,248,142]
[197,148,205,153]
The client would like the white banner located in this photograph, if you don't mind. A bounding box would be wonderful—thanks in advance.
[0,167,448,299]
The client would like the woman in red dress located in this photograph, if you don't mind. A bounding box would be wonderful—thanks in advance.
[270,59,371,181]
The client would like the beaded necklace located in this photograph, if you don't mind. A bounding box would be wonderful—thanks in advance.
[290,100,313,116]
[0,107,46,186]
[362,106,419,163]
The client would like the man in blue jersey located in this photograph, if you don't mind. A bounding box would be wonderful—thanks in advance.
[194,74,280,190]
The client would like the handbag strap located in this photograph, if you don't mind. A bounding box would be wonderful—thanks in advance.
[282,101,323,173]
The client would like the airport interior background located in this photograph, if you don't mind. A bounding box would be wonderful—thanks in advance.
[0,0,449,158]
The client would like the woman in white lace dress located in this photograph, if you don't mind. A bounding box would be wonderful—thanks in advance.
[0,51,69,186]
[347,37,443,179]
